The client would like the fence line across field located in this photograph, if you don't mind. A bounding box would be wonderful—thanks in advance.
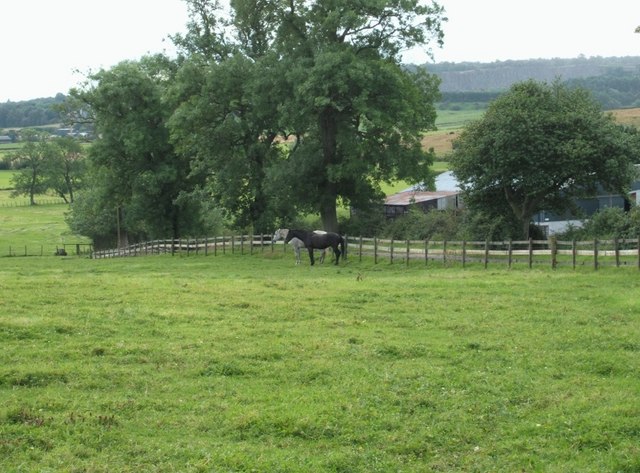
[87,234,640,270]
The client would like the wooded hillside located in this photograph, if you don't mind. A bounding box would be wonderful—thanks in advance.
[427,56,640,92]
[2,56,639,128]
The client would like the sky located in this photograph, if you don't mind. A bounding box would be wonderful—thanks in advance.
[1,0,639,102]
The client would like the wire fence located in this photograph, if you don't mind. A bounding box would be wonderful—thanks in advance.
[0,198,67,207]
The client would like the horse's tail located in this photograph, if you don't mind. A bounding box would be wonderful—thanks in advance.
[339,235,346,259]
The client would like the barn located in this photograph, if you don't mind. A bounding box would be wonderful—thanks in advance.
[383,190,462,219]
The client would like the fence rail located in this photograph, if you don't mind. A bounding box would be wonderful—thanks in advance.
[2,242,93,257]
[87,235,640,270]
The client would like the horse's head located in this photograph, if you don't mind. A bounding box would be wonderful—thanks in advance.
[272,228,289,243]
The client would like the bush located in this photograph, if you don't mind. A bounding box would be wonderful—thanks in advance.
[579,206,640,240]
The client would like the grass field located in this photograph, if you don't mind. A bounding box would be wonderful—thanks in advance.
[2,108,640,471]
[1,253,639,472]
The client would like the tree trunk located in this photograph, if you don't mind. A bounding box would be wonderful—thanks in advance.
[320,190,339,233]
[318,107,339,232]
[521,218,530,240]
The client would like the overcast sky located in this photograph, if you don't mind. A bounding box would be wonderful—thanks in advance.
[1,0,639,102]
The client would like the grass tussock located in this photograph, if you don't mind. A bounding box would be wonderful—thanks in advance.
[1,254,639,472]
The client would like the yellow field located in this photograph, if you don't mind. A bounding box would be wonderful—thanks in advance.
[423,107,640,159]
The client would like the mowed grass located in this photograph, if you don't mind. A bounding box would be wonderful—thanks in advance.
[1,253,639,472]
[0,202,88,256]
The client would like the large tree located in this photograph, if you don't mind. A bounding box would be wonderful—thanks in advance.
[451,80,640,239]
[272,0,445,231]
[170,0,445,233]
[42,137,85,204]
[68,57,201,246]
[168,0,289,233]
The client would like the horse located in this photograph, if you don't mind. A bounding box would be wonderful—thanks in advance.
[272,229,330,265]
[284,229,345,266]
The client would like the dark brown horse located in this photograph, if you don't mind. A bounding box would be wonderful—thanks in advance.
[284,229,345,265]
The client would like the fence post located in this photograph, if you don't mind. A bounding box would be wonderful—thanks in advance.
[442,240,447,266]
[508,240,513,269]
[614,237,620,267]
[374,237,378,264]
[390,238,394,264]
[425,239,429,266]
[528,238,533,269]
[406,240,410,267]
[638,236,640,270]
[359,236,363,262]
[550,235,557,269]
[484,240,489,269]
[462,240,466,268]
[593,239,598,270]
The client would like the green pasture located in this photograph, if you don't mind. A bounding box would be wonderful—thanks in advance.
[1,252,639,472]
[434,108,484,130]
[0,199,88,256]
[0,170,13,189]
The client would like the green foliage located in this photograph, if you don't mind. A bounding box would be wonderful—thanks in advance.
[381,208,461,240]
[566,68,640,109]
[451,79,640,239]
[166,0,446,234]
[558,206,640,240]
[0,94,64,128]
[8,130,50,205]
[1,255,640,471]
[69,57,205,245]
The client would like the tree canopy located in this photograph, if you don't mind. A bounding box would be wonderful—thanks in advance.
[67,58,203,247]
[451,79,640,239]
[167,0,445,233]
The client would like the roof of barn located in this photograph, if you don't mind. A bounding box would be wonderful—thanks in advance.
[384,190,458,207]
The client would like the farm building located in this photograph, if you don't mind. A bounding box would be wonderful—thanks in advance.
[384,190,462,218]
[534,178,640,235]
[383,171,463,219]
[390,170,640,232]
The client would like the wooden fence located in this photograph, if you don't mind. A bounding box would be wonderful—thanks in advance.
[89,234,640,270]
[2,242,93,257]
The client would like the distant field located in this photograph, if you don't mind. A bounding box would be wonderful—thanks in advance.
[423,106,640,159]
[610,107,640,128]
[0,170,12,189]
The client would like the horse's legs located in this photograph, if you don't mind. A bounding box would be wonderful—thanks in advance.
[334,245,341,265]
[295,246,301,265]
[319,249,325,264]
[308,247,315,265]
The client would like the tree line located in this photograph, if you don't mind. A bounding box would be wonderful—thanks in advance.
[0,94,66,128]
[3,58,640,130]
[9,1,639,249]
[57,0,446,250]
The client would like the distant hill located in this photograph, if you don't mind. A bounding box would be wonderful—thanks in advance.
[425,56,640,92]
[3,56,640,128]
[0,94,65,128]
[420,56,640,110]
